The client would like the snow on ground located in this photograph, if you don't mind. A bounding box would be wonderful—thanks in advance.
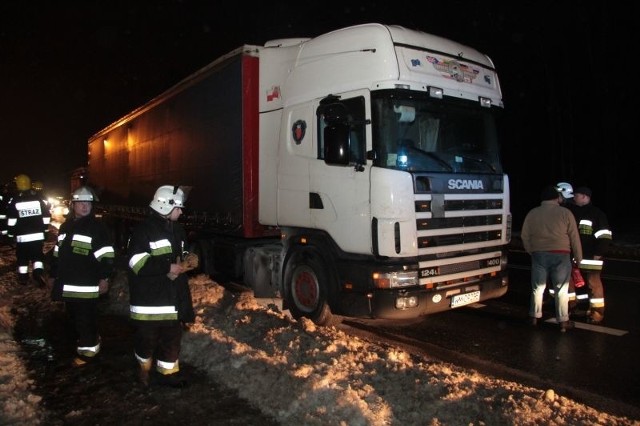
[1,246,639,425]
[0,248,44,424]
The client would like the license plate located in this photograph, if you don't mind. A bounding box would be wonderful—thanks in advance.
[450,290,480,308]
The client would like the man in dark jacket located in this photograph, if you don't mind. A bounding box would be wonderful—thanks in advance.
[128,185,195,388]
[569,186,612,324]
[48,186,115,366]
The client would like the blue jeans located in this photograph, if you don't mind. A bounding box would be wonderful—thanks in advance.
[529,251,572,323]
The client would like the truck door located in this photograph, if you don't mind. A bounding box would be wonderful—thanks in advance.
[310,91,372,255]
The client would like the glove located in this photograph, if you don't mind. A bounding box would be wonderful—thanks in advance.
[571,265,585,288]
[180,252,199,272]
[167,253,199,281]
[98,278,110,294]
[43,241,57,254]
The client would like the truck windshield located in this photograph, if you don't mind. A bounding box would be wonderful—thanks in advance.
[371,91,503,174]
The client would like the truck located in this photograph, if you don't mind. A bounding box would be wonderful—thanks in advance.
[85,23,511,326]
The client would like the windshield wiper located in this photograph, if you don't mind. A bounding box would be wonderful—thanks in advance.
[455,155,497,172]
[424,151,454,171]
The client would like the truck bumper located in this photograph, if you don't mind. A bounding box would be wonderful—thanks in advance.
[340,273,509,320]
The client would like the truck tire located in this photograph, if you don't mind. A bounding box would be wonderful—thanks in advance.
[283,248,341,326]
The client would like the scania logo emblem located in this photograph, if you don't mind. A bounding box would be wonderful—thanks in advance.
[292,120,306,145]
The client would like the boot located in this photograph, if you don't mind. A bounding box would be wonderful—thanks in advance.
[588,311,604,324]
[560,320,575,333]
[18,273,28,285]
[137,359,153,388]
[33,270,47,288]
[72,351,98,367]
[72,356,89,367]
[138,369,150,388]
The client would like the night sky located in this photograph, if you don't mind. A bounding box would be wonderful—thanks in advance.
[0,1,635,232]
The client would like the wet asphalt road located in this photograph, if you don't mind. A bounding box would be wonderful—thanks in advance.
[370,251,640,420]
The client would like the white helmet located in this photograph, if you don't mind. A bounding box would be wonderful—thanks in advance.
[150,185,185,215]
[72,186,98,202]
[555,182,573,199]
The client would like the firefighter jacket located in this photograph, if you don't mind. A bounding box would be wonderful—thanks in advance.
[0,193,8,236]
[127,212,195,324]
[568,202,612,271]
[6,190,51,242]
[49,212,115,301]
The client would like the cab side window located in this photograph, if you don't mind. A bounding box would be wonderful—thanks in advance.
[318,96,366,165]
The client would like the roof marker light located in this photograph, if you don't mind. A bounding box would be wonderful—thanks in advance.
[428,86,443,99]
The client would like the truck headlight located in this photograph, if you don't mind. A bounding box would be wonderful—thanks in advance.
[373,270,419,289]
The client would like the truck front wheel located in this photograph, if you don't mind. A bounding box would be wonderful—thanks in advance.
[283,249,340,326]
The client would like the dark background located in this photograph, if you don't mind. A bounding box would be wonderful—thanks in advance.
[0,1,634,232]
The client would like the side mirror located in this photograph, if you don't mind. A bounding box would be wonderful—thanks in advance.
[324,124,350,166]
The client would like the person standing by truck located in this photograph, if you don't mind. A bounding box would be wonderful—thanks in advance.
[556,182,575,206]
[554,181,585,314]
[48,186,115,366]
[6,174,51,286]
[570,186,612,324]
[521,185,582,332]
[127,185,196,388]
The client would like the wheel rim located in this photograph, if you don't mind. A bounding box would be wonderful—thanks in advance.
[291,265,319,313]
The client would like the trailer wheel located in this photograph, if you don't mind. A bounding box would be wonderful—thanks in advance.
[283,248,341,326]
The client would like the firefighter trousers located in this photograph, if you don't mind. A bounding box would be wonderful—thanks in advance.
[133,321,182,373]
[15,240,45,282]
[65,300,101,358]
[582,269,605,317]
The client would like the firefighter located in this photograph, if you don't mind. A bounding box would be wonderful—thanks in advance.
[571,186,612,324]
[554,181,585,313]
[556,181,575,206]
[0,183,11,243]
[6,174,51,285]
[127,185,196,388]
[48,185,115,366]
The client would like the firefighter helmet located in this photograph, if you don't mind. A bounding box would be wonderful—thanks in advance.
[31,180,44,192]
[555,182,573,199]
[72,186,98,202]
[150,185,185,215]
[15,174,31,192]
